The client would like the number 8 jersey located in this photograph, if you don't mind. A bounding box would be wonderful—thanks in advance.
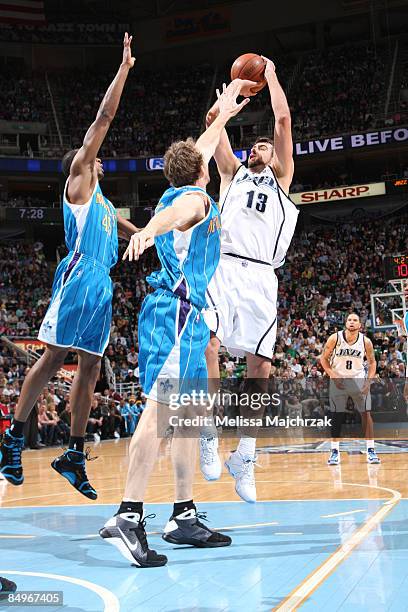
[219,165,298,267]
[330,331,367,378]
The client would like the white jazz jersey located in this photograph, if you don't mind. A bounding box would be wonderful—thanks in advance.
[205,164,298,358]
[219,164,299,266]
[330,331,367,378]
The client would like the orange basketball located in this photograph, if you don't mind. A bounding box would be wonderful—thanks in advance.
[231,53,267,96]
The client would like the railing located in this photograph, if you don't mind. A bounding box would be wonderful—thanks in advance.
[384,40,399,118]
[286,56,303,96]
[114,382,141,396]
[1,336,35,364]
[45,72,63,147]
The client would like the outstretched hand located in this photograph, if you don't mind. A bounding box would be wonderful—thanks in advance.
[261,55,276,80]
[122,32,135,69]
[123,231,154,261]
[216,81,250,119]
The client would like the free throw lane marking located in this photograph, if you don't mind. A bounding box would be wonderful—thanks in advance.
[0,534,35,539]
[274,482,401,611]
[321,509,366,518]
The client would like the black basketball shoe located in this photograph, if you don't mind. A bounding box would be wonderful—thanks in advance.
[51,448,97,500]
[0,577,17,601]
[162,508,232,547]
[100,512,168,567]
[0,429,24,485]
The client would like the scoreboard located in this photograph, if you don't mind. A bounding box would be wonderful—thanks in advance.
[383,254,408,281]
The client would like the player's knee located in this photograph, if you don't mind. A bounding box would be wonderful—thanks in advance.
[44,347,66,372]
[78,354,101,380]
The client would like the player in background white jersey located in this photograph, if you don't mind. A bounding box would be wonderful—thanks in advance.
[200,57,298,502]
[320,313,380,465]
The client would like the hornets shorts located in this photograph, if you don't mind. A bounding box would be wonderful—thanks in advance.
[138,289,209,402]
[38,251,113,356]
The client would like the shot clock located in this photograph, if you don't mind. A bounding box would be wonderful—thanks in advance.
[383,254,408,281]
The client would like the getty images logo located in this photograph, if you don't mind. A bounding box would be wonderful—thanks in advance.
[146,157,164,171]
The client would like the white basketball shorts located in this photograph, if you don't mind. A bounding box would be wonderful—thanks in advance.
[204,253,278,359]
[329,379,372,413]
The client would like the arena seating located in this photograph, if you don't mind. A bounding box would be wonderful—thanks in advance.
[0,40,400,160]
[2,212,406,379]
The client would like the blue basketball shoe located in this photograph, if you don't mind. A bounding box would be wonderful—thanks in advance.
[0,429,24,485]
[51,448,97,500]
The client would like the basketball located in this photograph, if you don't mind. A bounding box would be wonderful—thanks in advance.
[231,53,267,96]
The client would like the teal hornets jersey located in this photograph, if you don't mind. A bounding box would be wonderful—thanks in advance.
[147,186,221,309]
[63,180,118,269]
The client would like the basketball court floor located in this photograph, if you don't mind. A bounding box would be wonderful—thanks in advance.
[1,435,408,611]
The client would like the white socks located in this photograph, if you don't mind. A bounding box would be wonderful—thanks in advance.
[237,437,256,459]
[331,441,340,451]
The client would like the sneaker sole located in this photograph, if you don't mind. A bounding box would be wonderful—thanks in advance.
[201,474,222,482]
[0,470,23,485]
[200,465,222,481]
[51,461,97,500]
[99,530,167,567]
[162,533,231,548]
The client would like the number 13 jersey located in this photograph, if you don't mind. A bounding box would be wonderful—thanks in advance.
[219,165,298,267]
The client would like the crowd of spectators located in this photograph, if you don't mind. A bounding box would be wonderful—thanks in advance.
[1,40,403,160]
[0,242,50,338]
[0,67,52,124]
[1,208,407,442]
[0,24,122,45]
[290,44,388,141]
[0,196,54,208]
[53,64,213,158]
[2,211,408,381]
[0,343,147,449]
[398,47,408,114]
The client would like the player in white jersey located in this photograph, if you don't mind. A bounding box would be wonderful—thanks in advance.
[320,313,380,465]
[200,58,299,502]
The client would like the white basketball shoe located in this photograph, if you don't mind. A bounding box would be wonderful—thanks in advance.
[225,450,258,503]
[199,436,222,481]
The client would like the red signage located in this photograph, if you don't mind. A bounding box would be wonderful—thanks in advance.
[11,338,77,379]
